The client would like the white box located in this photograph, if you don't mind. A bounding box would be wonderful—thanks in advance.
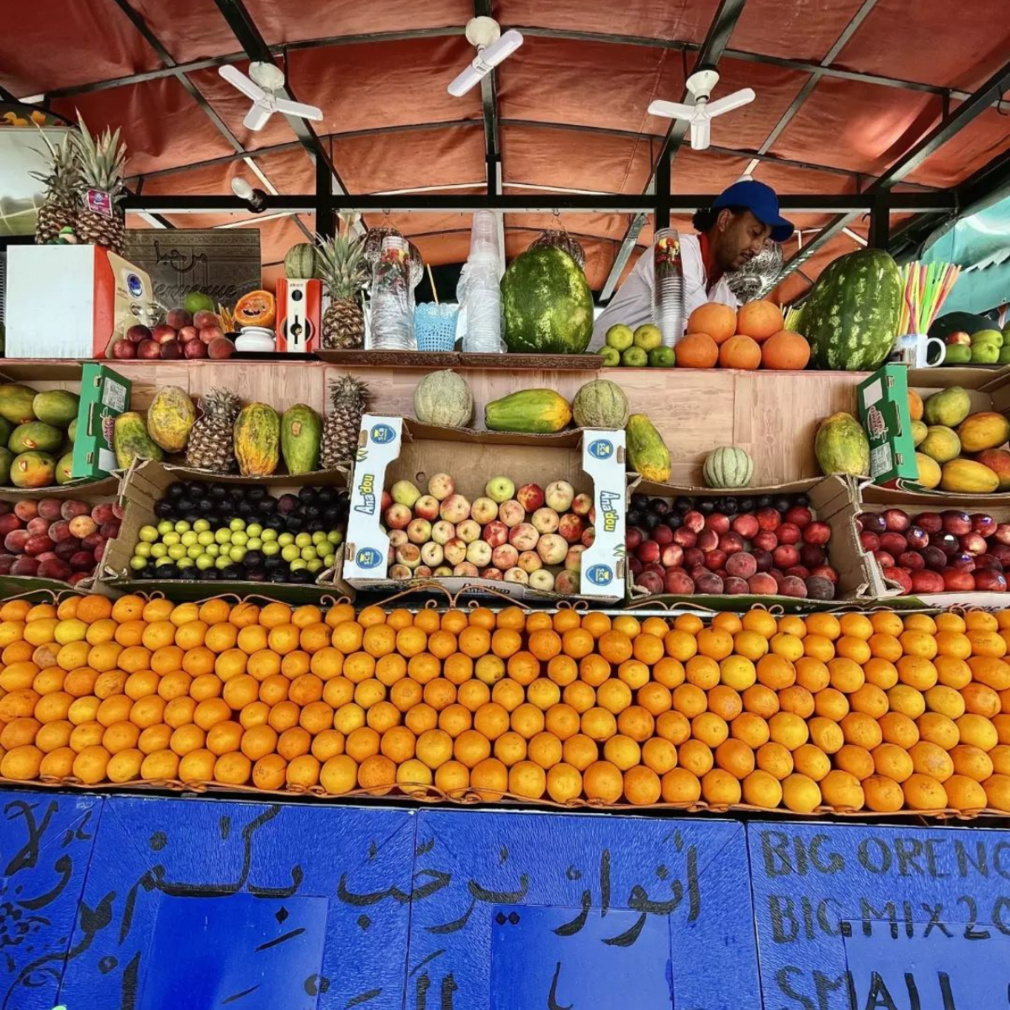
[344,416,626,603]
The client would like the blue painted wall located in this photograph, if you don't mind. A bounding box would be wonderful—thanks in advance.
[5,792,1010,1010]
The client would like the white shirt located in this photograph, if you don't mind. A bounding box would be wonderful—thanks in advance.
[590,232,740,350]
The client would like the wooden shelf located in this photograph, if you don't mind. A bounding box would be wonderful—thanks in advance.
[314,350,601,371]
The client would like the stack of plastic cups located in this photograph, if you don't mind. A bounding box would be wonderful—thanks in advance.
[370,235,416,350]
[458,210,504,353]
[652,227,685,348]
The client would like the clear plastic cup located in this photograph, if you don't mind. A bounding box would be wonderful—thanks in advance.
[652,227,685,348]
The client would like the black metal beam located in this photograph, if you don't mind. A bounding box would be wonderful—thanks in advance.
[124,192,954,215]
[773,58,1010,290]
[601,0,750,300]
[38,25,978,105]
[473,1,501,195]
[209,0,344,194]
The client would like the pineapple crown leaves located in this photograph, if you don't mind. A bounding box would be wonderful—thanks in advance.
[72,112,128,201]
[328,374,369,411]
[314,220,369,298]
[29,125,81,192]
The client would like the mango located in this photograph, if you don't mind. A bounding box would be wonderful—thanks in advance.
[940,458,1000,494]
[9,451,56,489]
[55,452,75,485]
[0,447,13,484]
[911,420,928,446]
[973,449,1010,491]
[923,386,971,427]
[915,453,941,489]
[957,411,1010,453]
[0,384,37,425]
[8,421,62,454]
[919,425,961,464]
[32,390,79,427]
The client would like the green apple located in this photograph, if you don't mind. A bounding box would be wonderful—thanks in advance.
[632,324,663,351]
[648,346,675,367]
[605,324,634,351]
[597,346,621,367]
[971,328,1003,347]
[943,344,971,364]
[971,341,1000,364]
[999,346,1010,365]
[621,346,648,367]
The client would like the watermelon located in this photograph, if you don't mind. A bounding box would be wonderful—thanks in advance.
[801,249,902,371]
[501,247,593,354]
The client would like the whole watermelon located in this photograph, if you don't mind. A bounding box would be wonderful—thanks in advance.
[501,247,593,354]
[801,249,901,370]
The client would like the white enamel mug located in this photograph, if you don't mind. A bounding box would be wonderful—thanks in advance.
[890,332,946,367]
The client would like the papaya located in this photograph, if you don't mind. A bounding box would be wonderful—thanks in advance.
[113,412,164,470]
[0,384,37,425]
[234,290,276,329]
[973,449,1010,490]
[9,451,56,488]
[32,390,79,427]
[940,458,1000,494]
[626,414,671,483]
[814,412,870,476]
[281,404,322,475]
[8,421,63,454]
[915,452,941,490]
[956,411,1010,453]
[923,386,971,427]
[918,426,961,464]
[911,420,928,446]
[146,386,196,452]
[484,389,572,434]
[55,452,75,485]
[234,403,280,477]
[0,447,13,484]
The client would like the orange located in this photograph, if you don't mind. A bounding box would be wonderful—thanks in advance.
[583,760,623,802]
[679,739,714,777]
[277,726,312,761]
[2,717,41,750]
[653,658,686,690]
[864,775,905,813]
[692,712,729,748]
[562,734,598,771]
[773,633,806,662]
[743,769,784,809]
[438,703,472,738]
[756,741,794,780]
[491,628,522,659]
[581,612,612,639]
[599,630,633,665]
[547,655,578,686]
[345,726,381,762]
[510,702,544,740]
[602,734,640,771]
[319,754,357,795]
[757,655,795,690]
[380,725,416,763]
[457,626,491,660]
[494,731,528,767]
[215,650,247,681]
[730,712,771,748]
[194,697,231,731]
[687,302,736,343]
[624,765,662,806]
[809,717,844,754]
[795,657,830,693]
[509,760,547,799]
[715,738,755,779]
[828,658,864,694]
[675,332,719,368]
[552,610,582,634]
[702,768,742,806]
[686,656,720,689]
[416,728,454,769]
[742,685,780,718]
[597,679,632,715]
[258,674,290,707]
[698,628,733,661]
[374,654,406,687]
[782,773,822,813]
[36,720,73,754]
[663,630,697,663]
[879,711,919,749]
[719,334,761,369]
[815,688,849,721]
[527,678,561,711]
[721,656,756,691]
[578,654,611,688]
[562,681,596,714]
[821,769,865,810]
[661,767,701,804]
[527,731,562,770]
[404,703,437,735]
[903,773,948,811]
[639,682,673,717]
[761,329,812,369]
[778,686,815,719]
[580,707,617,743]
[632,632,665,665]
[546,763,583,804]
[330,621,364,655]
[957,714,998,751]
[769,711,809,751]
[657,711,691,745]
[737,299,784,341]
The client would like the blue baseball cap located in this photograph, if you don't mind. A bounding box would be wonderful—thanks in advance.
[713,180,794,242]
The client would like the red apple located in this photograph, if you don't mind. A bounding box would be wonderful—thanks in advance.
[37,558,73,582]
[660,544,684,568]
[184,338,209,359]
[652,525,674,547]
[4,530,29,553]
[905,526,929,550]
[974,569,1008,592]
[69,550,96,572]
[731,514,759,539]
[994,524,1010,546]
[628,557,642,578]
[558,514,584,544]
[571,493,593,517]
[672,528,697,549]
[975,555,1003,571]
[941,568,975,592]
[922,545,948,570]
[581,528,595,549]
[112,339,137,359]
[663,569,694,595]
[516,483,545,513]
[959,532,988,556]
[911,570,946,594]
[26,516,50,536]
[776,522,801,546]
[990,544,1010,566]
[483,520,509,549]
[126,323,151,343]
[950,552,975,571]
[24,534,55,556]
[803,521,831,545]
[696,529,719,553]
[193,310,220,330]
[138,339,162,359]
[858,513,886,533]
[882,509,910,532]
[636,541,661,565]
[10,557,39,576]
[37,498,62,520]
[873,551,895,568]
[972,514,997,537]
[784,505,812,528]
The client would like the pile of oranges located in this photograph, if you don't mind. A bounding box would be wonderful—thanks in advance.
[1,594,1009,814]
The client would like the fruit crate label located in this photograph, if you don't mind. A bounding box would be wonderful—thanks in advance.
[858,364,918,486]
[578,428,626,597]
[344,414,405,579]
[72,363,131,480]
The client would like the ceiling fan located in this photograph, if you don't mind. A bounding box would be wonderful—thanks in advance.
[218,62,323,131]
[648,69,755,151]
[448,17,523,96]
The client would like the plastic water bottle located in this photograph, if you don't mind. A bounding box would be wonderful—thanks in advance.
[370,236,416,350]
[458,211,503,353]
[652,227,685,348]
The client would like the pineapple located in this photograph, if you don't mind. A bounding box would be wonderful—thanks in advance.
[31,129,81,244]
[321,376,368,469]
[316,216,367,350]
[186,388,242,473]
[72,115,127,254]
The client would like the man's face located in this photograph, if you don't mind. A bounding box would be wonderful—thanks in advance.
[714,209,773,272]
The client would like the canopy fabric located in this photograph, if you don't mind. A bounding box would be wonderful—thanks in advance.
[3,0,1008,298]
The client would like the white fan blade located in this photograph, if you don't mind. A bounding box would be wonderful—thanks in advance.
[481,28,524,69]
[706,88,756,118]
[273,98,324,122]
[219,64,265,102]
[448,63,485,97]
[647,99,696,120]
[690,119,711,150]
[243,103,273,131]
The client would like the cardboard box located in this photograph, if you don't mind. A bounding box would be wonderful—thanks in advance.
[625,476,859,610]
[0,474,122,596]
[867,366,1010,494]
[858,363,917,483]
[343,416,626,603]
[71,363,131,480]
[102,460,355,601]
[822,478,1010,609]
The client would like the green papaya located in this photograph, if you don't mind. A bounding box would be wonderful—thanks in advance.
[147,386,196,452]
[114,411,164,470]
[32,389,80,427]
[55,452,75,485]
[234,403,280,477]
[0,447,13,484]
[814,412,870,476]
[8,421,63,454]
[9,451,56,488]
[0,384,37,425]
[281,404,322,475]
